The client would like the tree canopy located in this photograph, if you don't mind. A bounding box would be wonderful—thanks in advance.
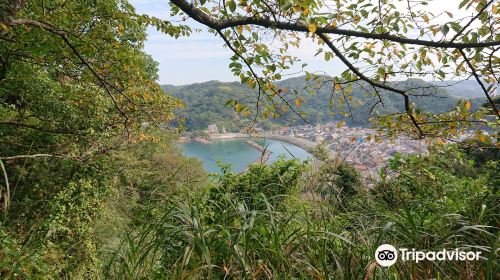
[168,0,499,140]
[1,0,183,161]
[166,76,489,131]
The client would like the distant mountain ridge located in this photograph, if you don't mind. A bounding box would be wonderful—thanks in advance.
[432,80,494,99]
[162,76,487,132]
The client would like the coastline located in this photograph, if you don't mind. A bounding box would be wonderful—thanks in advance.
[257,133,317,151]
[244,139,265,152]
[210,133,248,139]
[211,132,318,152]
[180,132,317,153]
[245,139,272,164]
[181,132,317,173]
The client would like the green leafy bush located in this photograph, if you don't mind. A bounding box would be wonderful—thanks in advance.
[107,146,498,279]
[213,158,304,210]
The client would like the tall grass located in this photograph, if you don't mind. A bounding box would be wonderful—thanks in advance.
[105,193,353,279]
[105,151,498,279]
[105,195,497,279]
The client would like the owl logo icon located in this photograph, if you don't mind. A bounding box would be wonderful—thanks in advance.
[375,244,398,267]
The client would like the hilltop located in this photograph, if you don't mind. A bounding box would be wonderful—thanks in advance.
[163,76,487,132]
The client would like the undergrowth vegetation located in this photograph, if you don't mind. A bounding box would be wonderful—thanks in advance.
[105,146,498,280]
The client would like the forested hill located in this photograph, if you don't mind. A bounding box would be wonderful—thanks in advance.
[163,81,255,132]
[163,77,487,132]
[432,80,490,98]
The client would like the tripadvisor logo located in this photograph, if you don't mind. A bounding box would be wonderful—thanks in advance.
[375,244,398,267]
[375,244,482,267]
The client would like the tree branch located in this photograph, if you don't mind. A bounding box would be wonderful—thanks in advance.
[215,29,263,128]
[0,159,10,213]
[0,154,55,160]
[215,29,306,126]
[317,33,423,137]
[0,120,82,135]
[5,18,160,137]
[459,49,500,118]
[450,0,495,43]
[6,18,132,137]
[170,0,500,49]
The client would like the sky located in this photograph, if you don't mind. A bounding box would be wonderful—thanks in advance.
[130,0,347,85]
[130,0,472,85]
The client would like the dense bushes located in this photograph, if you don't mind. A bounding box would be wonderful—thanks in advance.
[214,158,304,210]
[106,145,498,279]
[0,0,201,278]
[106,159,331,279]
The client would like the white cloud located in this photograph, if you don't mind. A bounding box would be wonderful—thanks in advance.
[130,0,479,84]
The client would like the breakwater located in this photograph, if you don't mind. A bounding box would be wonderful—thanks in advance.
[210,133,248,139]
[183,132,318,153]
[183,135,313,173]
[244,139,265,152]
[245,139,272,163]
[193,137,212,144]
[258,133,317,151]
[210,132,318,152]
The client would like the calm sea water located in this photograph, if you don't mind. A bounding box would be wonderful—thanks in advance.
[183,138,312,173]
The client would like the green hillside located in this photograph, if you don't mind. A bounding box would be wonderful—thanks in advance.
[163,81,255,132]
[432,80,492,98]
[163,77,486,132]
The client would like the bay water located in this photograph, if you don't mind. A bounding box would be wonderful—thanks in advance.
[183,138,312,173]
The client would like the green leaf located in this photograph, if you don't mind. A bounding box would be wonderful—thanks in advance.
[267,64,277,73]
[459,0,469,9]
[442,24,449,36]
[438,70,445,79]
[324,52,332,61]
[279,0,292,11]
[228,0,236,12]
